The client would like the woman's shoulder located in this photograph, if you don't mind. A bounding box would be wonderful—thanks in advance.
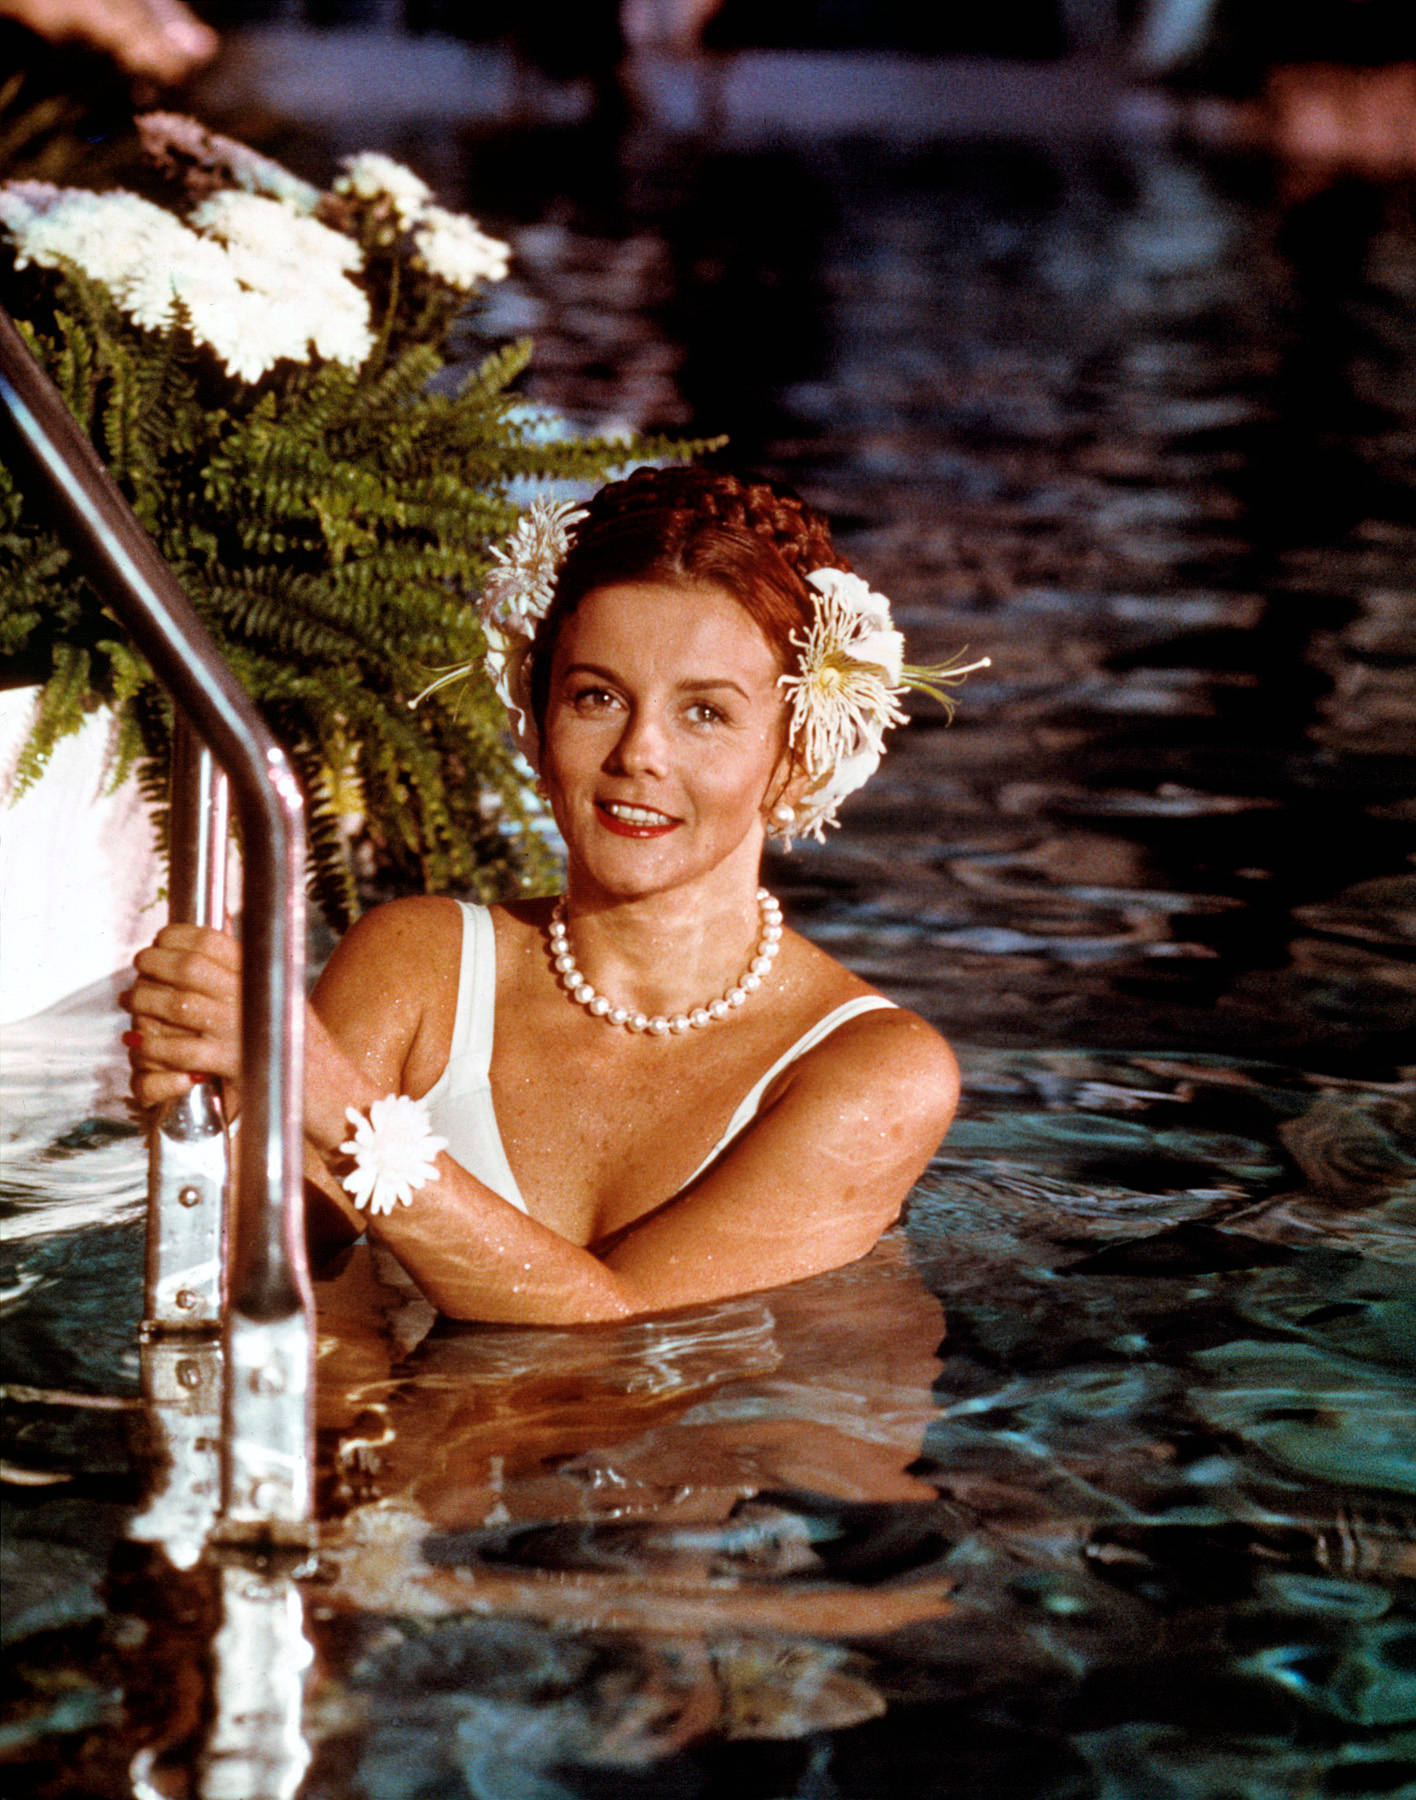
[327,894,468,968]
[780,936,960,1131]
[816,996,957,1098]
[313,897,474,1091]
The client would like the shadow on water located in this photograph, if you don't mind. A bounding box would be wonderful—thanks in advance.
[2,111,1414,1800]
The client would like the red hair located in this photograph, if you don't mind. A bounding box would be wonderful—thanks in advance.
[526,466,850,739]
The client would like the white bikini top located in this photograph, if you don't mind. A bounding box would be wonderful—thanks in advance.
[419,902,896,1214]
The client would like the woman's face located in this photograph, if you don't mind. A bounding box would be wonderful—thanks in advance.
[540,580,792,902]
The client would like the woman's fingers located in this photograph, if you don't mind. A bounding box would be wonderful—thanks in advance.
[125,1015,237,1078]
[126,971,231,1037]
[130,1068,195,1110]
[132,924,240,998]
[123,922,243,1088]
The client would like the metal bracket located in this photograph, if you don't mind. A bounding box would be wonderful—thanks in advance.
[144,721,231,1335]
[145,1087,228,1331]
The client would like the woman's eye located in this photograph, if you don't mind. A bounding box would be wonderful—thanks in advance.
[686,701,725,726]
[569,685,619,711]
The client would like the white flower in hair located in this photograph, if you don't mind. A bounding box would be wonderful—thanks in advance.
[779,572,908,803]
[339,1094,448,1216]
[479,498,585,755]
[806,565,896,640]
[777,567,989,843]
[481,498,586,633]
[410,498,584,762]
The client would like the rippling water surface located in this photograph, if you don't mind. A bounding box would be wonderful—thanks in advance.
[3,121,1414,1799]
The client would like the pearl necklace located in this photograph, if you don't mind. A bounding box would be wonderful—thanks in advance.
[548,888,783,1036]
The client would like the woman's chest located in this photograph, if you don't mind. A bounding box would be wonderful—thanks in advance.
[487,1026,779,1245]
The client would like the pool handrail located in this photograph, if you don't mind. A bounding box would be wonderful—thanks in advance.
[144,721,232,1336]
[0,304,314,1538]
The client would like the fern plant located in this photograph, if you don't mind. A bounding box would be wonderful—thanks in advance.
[0,116,709,928]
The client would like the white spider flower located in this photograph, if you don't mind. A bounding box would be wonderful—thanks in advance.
[411,499,585,767]
[806,565,896,640]
[411,205,511,291]
[335,152,432,225]
[775,568,989,842]
[780,581,910,776]
[789,744,885,844]
[339,1095,448,1216]
[480,618,537,758]
[480,498,586,635]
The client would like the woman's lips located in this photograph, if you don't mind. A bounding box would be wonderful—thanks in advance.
[595,800,680,838]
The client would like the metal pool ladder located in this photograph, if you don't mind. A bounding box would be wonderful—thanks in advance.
[0,306,315,1545]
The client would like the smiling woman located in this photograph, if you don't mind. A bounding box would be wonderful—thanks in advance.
[123,467,977,1323]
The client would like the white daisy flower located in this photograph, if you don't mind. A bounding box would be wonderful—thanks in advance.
[339,1095,448,1216]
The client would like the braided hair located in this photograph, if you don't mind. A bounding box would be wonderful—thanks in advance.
[525,467,850,739]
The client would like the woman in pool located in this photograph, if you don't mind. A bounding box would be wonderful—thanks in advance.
[124,467,979,1324]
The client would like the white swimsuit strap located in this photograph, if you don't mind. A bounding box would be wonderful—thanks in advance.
[426,899,495,1078]
[683,994,897,1189]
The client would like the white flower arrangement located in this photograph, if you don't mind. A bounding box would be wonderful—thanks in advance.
[0,150,510,386]
[0,181,374,381]
[336,154,510,292]
[191,190,362,276]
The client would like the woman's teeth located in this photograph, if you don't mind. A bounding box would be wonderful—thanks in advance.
[604,802,674,826]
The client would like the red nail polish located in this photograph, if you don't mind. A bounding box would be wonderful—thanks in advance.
[122,1029,143,1048]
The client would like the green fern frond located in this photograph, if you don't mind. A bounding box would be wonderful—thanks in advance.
[10,642,90,796]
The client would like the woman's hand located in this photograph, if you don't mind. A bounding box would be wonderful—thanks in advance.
[122,923,242,1114]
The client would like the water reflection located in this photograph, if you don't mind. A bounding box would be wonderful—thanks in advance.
[313,1236,949,1632]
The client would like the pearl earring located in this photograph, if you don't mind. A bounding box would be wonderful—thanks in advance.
[771,801,795,826]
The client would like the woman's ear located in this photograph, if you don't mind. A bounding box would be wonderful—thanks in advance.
[763,755,809,832]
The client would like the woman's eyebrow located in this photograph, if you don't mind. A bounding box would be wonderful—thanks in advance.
[562,664,752,701]
[678,677,752,700]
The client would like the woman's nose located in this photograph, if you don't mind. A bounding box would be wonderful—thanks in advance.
[607,706,669,775]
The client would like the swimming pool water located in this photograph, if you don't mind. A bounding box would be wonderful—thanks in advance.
[3,120,1414,1799]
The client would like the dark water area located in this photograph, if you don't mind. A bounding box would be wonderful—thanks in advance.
[3,108,1415,1800]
